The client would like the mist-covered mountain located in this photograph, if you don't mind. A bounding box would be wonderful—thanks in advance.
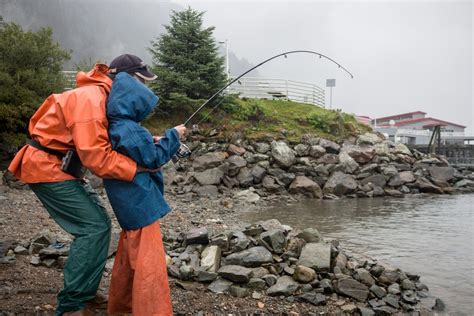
[0,0,258,75]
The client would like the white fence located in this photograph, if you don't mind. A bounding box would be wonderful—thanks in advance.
[61,72,326,107]
[227,77,325,107]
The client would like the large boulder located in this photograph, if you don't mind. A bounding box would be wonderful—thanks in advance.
[399,171,416,183]
[225,246,274,267]
[271,141,296,168]
[218,265,253,283]
[319,139,341,154]
[342,145,376,164]
[236,167,254,187]
[415,178,443,194]
[323,171,358,196]
[428,166,455,182]
[334,279,369,302]
[193,168,224,185]
[297,242,331,271]
[266,276,299,296]
[360,174,387,188]
[288,176,323,198]
[338,152,359,174]
[192,152,228,171]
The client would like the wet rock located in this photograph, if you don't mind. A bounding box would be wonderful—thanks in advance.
[293,265,316,283]
[271,141,296,168]
[192,152,228,171]
[323,171,358,196]
[196,270,218,283]
[193,185,219,198]
[401,290,417,304]
[358,307,375,316]
[415,178,443,194]
[218,265,253,283]
[247,278,266,290]
[428,166,455,182]
[354,268,376,287]
[227,144,246,156]
[288,176,322,198]
[387,283,400,295]
[399,171,416,183]
[360,174,387,188]
[208,278,232,294]
[13,246,28,255]
[233,189,260,203]
[254,142,271,154]
[309,145,326,158]
[228,231,250,253]
[357,133,383,146]
[262,176,282,193]
[250,165,266,183]
[229,285,249,298]
[317,154,339,165]
[266,275,299,296]
[319,139,340,154]
[200,245,221,272]
[262,274,278,286]
[384,188,403,197]
[338,152,359,174]
[400,278,415,291]
[236,167,254,187]
[294,144,310,156]
[225,246,273,267]
[296,292,326,306]
[334,278,369,302]
[193,168,224,185]
[343,145,376,164]
[432,298,446,311]
[370,284,386,299]
[297,242,331,271]
[184,227,209,245]
[296,228,323,243]
[383,294,400,308]
[260,229,287,254]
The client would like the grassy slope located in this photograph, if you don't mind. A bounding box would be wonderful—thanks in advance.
[144,97,372,142]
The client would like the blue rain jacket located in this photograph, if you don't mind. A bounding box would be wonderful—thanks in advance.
[103,72,180,230]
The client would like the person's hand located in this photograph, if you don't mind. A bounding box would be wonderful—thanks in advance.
[174,124,187,139]
[153,136,163,143]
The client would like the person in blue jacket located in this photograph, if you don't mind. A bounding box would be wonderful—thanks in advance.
[103,54,185,316]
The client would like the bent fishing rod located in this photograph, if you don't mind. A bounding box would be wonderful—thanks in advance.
[183,50,354,127]
[172,50,354,162]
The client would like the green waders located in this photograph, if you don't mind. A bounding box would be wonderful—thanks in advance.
[29,180,111,315]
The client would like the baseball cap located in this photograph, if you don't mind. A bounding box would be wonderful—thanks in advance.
[108,54,157,81]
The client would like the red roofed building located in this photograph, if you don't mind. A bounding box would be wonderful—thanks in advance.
[372,111,465,145]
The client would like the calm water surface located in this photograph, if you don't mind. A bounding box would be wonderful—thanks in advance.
[240,194,474,315]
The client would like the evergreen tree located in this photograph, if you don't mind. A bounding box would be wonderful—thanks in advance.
[149,7,226,117]
[0,17,70,150]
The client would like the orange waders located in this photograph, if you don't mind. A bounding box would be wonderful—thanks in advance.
[107,221,173,316]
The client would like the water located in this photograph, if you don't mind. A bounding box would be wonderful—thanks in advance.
[240,194,474,314]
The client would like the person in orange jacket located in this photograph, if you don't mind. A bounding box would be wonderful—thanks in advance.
[7,57,179,316]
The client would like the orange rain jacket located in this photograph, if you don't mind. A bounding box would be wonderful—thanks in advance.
[8,64,137,183]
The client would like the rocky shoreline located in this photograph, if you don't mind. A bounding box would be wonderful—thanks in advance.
[1,132,473,314]
[159,132,474,204]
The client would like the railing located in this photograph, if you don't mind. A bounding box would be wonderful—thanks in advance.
[61,72,326,107]
[396,129,465,138]
[226,77,325,107]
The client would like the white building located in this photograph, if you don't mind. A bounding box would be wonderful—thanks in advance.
[371,111,465,145]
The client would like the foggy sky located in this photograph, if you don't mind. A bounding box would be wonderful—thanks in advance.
[172,0,473,134]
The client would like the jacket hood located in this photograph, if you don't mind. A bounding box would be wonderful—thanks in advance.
[106,72,159,122]
[76,63,113,93]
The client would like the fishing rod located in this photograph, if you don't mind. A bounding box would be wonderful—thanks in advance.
[183,50,354,127]
[172,50,354,162]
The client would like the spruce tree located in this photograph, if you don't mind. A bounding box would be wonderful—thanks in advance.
[149,8,226,117]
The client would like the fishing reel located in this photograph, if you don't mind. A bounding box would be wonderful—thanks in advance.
[172,143,192,163]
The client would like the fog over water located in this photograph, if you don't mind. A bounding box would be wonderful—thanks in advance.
[1,0,472,132]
